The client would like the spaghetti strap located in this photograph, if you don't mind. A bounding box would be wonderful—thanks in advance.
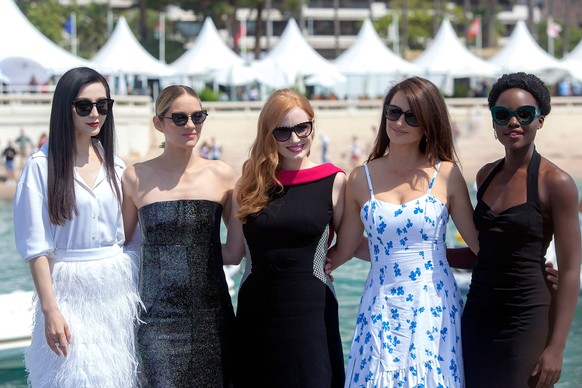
[427,162,441,195]
[363,164,375,199]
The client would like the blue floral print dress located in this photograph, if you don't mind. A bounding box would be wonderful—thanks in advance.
[345,163,464,388]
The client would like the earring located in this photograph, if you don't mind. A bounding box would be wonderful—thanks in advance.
[494,129,497,139]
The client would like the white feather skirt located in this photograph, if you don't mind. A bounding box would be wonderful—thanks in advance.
[25,252,141,388]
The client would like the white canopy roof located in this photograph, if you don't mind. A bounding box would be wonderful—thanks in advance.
[488,20,569,81]
[253,18,345,88]
[335,19,420,76]
[561,39,582,81]
[414,19,499,78]
[92,16,174,77]
[170,17,244,78]
[0,0,93,84]
[329,19,420,98]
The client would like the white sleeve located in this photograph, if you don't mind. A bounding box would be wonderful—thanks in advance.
[13,160,54,262]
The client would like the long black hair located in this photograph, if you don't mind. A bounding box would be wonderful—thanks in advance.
[47,67,120,225]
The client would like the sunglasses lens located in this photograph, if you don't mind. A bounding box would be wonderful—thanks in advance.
[95,99,110,115]
[171,113,189,126]
[385,106,402,121]
[516,107,534,123]
[295,122,312,137]
[493,109,510,124]
[273,129,291,142]
[74,101,93,117]
[192,111,207,124]
[404,113,419,127]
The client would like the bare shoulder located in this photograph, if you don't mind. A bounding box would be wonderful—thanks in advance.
[476,159,501,187]
[539,157,578,198]
[203,159,236,182]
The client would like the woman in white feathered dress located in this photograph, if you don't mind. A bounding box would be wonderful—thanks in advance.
[13,67,141,387]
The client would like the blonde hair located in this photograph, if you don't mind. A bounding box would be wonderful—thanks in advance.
[155,85,201,116]
[237,89,314,222]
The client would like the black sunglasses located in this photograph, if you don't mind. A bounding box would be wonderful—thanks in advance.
[384,104,420,127]
[160,110,209,126]
[490,105,541,126]
[272,121,313,142]
[72,98,114,117]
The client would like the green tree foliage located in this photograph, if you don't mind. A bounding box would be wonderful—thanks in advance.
[374,0,465,51]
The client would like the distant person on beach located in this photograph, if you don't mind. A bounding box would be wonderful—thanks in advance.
[2,141,16,184]
[121,85,235,386]
[37,132,48,149]
[327,77,479,387]
[221,88,352,386]
[12,67,140,387]
[462,72,580,388]
[320,133,330,163]
[15,128,32,166]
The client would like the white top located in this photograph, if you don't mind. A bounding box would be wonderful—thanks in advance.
[13,141,126,263]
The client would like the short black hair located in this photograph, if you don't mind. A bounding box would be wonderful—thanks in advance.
[488,72,551,116]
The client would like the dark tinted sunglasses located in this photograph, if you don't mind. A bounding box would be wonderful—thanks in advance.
[160,110,208,126]
[272,121,313,142]
[72,98,114,117]
[384,104,420,127]
[490,105,541,126]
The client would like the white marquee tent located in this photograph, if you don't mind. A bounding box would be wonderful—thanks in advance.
[413,19,500,95]
[253,18,345,89]
[561,39,582,82]
[92,16,174,78]
[0,0,94,84]
[170,17,246,81]
[331,19,421,98]
[488,20,569,82]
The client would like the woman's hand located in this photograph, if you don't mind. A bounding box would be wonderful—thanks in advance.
[44,308,71,357]
[544,261,559,291]
[325,256,334,282]
[531,344,563,387]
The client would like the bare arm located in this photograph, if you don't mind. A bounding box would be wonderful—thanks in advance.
[222,184,246,265]
[447,163,479,258]
[532,172,581,387]
[29,256,71,357]
[121,166,139,246]
[328,167,367,270]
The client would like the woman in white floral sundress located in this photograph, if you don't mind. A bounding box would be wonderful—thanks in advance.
[329,77,479,387]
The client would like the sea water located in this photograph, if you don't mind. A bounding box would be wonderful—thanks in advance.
[1,200,581,387]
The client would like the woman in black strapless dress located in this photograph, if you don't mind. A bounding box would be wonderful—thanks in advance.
[462,73,580,388]
[122,85,237,387]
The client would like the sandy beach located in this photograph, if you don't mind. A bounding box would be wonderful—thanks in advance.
[2,104,582,201]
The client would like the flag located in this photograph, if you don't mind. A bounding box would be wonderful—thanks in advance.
[234,20,246,46]
[467,18,481,39]
[63,15,74,35]
[547,21,562,39]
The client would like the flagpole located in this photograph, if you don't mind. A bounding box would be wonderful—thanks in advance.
[71,12,77,56]
[476,16,482,54]
[548,16,555,56]
[159,12,166,63]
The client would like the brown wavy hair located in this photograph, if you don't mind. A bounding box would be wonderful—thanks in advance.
[236,89,314,222]
[368,76,459,166]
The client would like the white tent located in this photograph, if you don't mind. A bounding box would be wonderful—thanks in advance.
[253,18,345,89]
[561,39,582,82]
[92,16,174,78]
[0,0,94,84]
[331,19,421,99]
[488,20,569,82]
[170,17,245,80]
[413,19,499,94]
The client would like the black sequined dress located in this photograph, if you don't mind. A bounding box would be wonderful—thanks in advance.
[236,164,345,388]
[137,200,235,387]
